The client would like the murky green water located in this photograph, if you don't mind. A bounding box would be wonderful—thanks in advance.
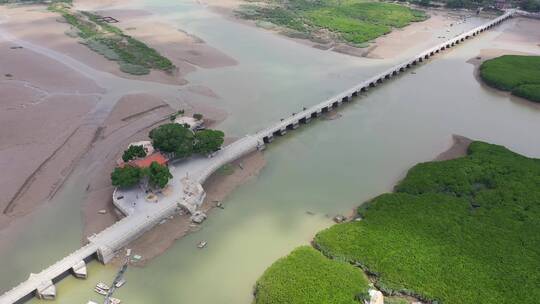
[1,1,539,303]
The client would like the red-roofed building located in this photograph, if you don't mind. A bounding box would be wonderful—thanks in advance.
[127,152,168,168]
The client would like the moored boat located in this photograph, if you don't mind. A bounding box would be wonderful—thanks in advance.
[115,279,126,288]
[94,287,107,296]
[96,282,110,291]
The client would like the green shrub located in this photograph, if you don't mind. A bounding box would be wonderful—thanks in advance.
[314,142,540,304]
[86,39,120,60]
[512,83,540,102]
[122,145,146,162]
[194,129,224,156]
[146,161,172,189]
[480,55,540,103]
[149,123,194,157]
[254,246,370,304]
[111,165,144,188]
[119,62,150,75]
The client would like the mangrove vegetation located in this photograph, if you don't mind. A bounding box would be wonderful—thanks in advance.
[480,55,540,102]
[256,141,540,304]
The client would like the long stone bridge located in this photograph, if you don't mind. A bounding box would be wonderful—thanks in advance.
[0,9,515,304]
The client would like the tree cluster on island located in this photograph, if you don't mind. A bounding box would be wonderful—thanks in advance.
[111,122,225,189]
[111,161,173,189]
[121,145,147,162]
[149,123,224,158]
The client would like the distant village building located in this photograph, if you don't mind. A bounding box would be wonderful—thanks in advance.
[174,116,204,131]
[127,152,168,168]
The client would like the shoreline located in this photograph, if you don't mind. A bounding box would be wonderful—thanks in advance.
[467,51,540,110]
[206,1,492,60]
[109,150,266,267]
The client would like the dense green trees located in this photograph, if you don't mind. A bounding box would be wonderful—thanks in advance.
[122,145,146,162]
[111,162,172,189]
[111,165,144,188]
[149,123,195,158]
[194,130,225,155]
[254,246,369,304]
[256,142,540,304]
[480,55,540,102]
[313,142,540,304]
[147,161,173,189]
[149,123,225,159]
[521,0,540,11]
[112,121,225,188]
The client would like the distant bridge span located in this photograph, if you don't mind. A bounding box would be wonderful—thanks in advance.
[0,9,515,304]
[255,10,515,143]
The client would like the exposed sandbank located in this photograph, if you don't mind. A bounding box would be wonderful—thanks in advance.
[203,1,485,60]
[435,135,473,161]
[0,4,237,86]
[74,0,238,78]
[0,40,102,229]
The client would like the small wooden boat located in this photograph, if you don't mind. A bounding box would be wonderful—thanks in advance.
[115,279,126,288]
[87,301,98,304]
[109,297,122,304]
[197,241,207,249]
[96,282,110,291]
[94,287,107,296]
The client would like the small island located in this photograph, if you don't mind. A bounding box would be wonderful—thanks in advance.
[254,141,540,304]
[480,55,540,102]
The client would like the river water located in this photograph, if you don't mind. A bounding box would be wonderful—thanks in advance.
[1,1,539,303]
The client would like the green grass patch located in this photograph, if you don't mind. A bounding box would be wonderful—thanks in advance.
[48,3,174,75]
[314,141,540,304]
[237,0,427,45]
[254,246,370,304]
[480,55,540,103]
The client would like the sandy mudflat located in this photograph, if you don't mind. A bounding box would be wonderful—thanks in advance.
[74,0,238,77]
[109,151,266,266]
[435,135,473,161]
[0,3,237,85]
[0,40,102,228]
[364,12,452,59]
